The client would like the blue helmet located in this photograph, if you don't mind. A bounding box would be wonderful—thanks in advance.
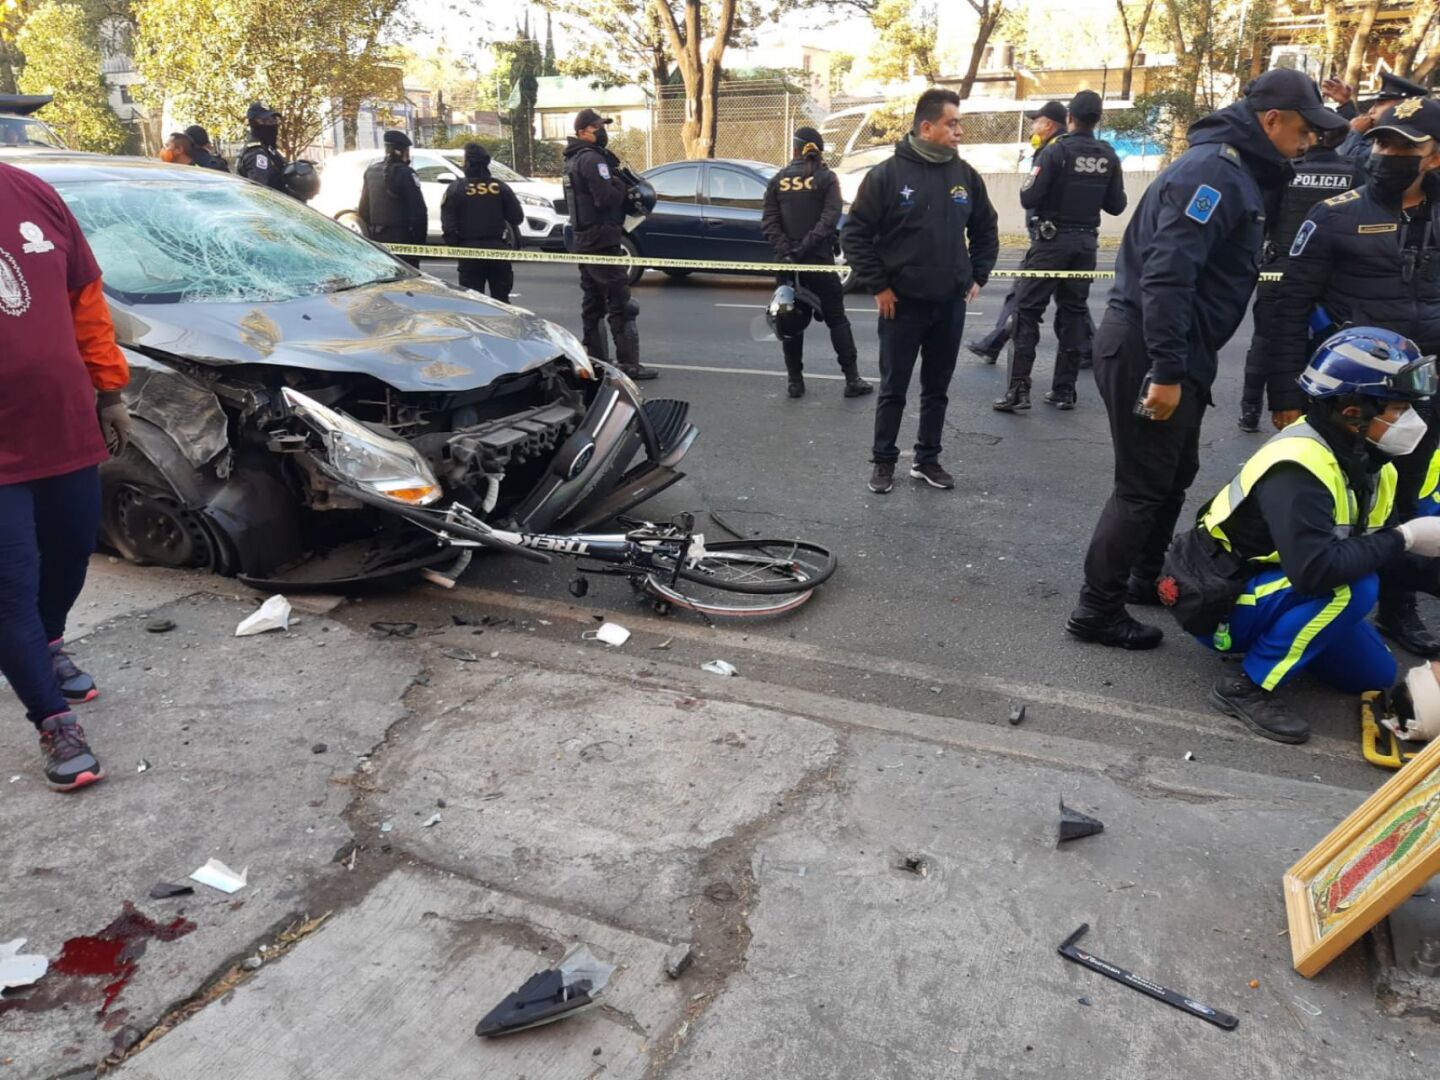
[1299,327,1437,402]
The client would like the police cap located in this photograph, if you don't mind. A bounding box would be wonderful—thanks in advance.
[1025,100,1066,125]
[246,102,280,124]
[184,124,211,147]
[793,125,824,154]
[382,129,412,150]
[1367,96,1440,144]
[1245,68,1349,132]
[1068,90,1103,123]
[574,108,612,132]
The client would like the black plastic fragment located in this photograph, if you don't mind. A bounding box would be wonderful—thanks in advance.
[475,969,597,1037]
[1009,703,1026,726]
[149,881,195,899]
[1058,798,1104,843]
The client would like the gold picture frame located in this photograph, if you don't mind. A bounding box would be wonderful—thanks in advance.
[1285,736,1440,977]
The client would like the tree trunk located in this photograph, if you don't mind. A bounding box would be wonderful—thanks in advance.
[1164,0,1199,159]
[1117,0,1155,101]
[1322,0,1340,72]
[1418,46,1440,83]
[1343,0,1383,89]
[0,40,17,94]
[342,96,360,150]
[1393,0,1439,77]
[956,3,1003,101]
[652,0,735,159]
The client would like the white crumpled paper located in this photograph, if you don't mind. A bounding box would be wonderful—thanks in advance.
[190,858,249,893]
[0,938,48,991]
[235,595,292,637]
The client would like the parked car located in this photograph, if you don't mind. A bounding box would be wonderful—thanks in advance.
[310,147,568,249]
[10,150,695,587]
[624,158,855,291]
[0,94,66,149]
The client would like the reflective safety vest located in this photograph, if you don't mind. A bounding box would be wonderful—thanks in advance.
[1420,450,1440,514]
[1199,419,1396,564]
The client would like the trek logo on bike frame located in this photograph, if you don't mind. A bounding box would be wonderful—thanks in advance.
[518,535,593,555]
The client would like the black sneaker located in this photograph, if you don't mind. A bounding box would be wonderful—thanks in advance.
[1376,596,1440,657]
[1065,608,1163,650]
[1209,672,1309,744]
[787,378,806,398]
[909,462,955,489]
[1238,408,1260,433]
[1044,388,1077,410]
[843,378,874,397]
[966,340,999,364]
[868,462,895,494]
[621,364,659,381]
[51,642,98,704]
[38,713,104,791]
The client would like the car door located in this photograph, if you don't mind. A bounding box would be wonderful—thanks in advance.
[411,155,464,238]
[634,163,703,259]
[700,165,772,264]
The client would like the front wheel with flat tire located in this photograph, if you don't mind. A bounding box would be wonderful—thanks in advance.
[100,449,224,571]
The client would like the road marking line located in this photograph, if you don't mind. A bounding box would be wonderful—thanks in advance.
[649,364,845,380]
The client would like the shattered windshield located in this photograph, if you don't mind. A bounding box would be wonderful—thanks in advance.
[52,178,410,304]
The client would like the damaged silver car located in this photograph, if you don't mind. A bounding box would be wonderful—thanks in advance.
[15,151,695,586]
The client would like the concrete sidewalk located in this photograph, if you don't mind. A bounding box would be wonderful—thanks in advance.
[1,563,1435,1078]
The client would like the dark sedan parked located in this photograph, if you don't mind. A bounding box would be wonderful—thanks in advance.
[620,158,854,290]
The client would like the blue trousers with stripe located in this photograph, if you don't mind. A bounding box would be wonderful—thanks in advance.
[1198,569,1395,693]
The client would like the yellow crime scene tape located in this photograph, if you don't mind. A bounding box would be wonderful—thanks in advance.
[383,243,1284,283]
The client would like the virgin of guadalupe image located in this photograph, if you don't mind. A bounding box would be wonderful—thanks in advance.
[1312,786,1440,933]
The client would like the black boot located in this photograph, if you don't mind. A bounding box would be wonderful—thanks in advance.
[1377,593,1440,657]
[1209,671,1309,743]
[1065,607,1163,650]
[834,327,873,396]
[1238,406,1260,433]
[784,341,805,398]
[614,318,657,380]
[993,378,1031,413]
[582,322,609,364]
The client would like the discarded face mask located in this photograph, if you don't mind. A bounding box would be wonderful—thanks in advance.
[235,595,291,637]
[701,659,738,677]
[475,943,616,1037]
[0,938,48,991]
[582,622,631,647]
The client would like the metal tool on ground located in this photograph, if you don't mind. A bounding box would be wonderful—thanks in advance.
[1057,924,1239,1030]
[1058,799,1105,843]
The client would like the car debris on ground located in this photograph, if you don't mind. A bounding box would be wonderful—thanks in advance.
[475,944,617,1037]
[1058,799,1104,844]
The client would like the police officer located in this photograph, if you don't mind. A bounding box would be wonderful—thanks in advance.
[1066,69,1347,650]
[185,125,229,172]
[236,103,288,192]
[995,91,1125,413]
[1164,329,1439,743]
[760,126,872,399]
[1325,72,1430,165]
[359,130,428,269]
[442,142,523,303]
[563,108,656,380]
[1238,124,1360,433]
[1268,97,1440,657]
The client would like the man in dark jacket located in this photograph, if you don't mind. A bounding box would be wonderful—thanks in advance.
[563,108,655,380]
[1237,124,1359,433]
[1267,97,1440,657]
[236,102,287,192]
[185,125,229,172]
[442,142,523,303]
[761,125,871,398]
[996,90,1126,412]
[1066,68,1348,651]
[842,87,999,494]
[359,129,428,269]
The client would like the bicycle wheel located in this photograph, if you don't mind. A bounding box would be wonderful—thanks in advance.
[643,538,836,617]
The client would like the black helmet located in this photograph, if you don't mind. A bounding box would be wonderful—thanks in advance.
[766,282,813,338]
[283,160,320,201]
[625,177,657,218]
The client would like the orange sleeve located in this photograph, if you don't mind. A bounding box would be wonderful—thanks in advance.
[68,278,129,393]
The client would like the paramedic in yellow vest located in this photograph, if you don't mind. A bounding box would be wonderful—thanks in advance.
[1180,328,1440,744]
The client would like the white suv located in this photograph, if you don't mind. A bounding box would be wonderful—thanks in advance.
[311,147,567,248]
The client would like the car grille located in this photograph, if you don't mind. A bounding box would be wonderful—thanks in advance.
[552,197,568,216]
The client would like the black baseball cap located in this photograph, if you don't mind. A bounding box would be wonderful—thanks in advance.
[1245,69,1349,131]
[246,102,280,123]
[1367,96,1440,144]
[574,108,612,132]
[1025,100,1066,125]
[184,124,211,147]
[1068,90,1103,123]
[793,125,824,153]
[382,129,412,150]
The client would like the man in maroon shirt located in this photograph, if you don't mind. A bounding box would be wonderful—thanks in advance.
[0,161,130,790]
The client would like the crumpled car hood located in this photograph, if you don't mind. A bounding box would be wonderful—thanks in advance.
[108,275,578,393]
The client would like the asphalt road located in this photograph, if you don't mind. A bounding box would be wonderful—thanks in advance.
[416,253,1426,792]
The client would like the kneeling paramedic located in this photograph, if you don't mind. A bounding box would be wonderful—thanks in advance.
[1160,329,1440,744]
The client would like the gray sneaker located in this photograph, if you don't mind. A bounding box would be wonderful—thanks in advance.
[38,713,104,791]
[869,462,895,494]
[909,462,955,489]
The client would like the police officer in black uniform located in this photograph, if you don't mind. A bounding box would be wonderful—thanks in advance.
[442,142,523,303]
[563,108,656,380]
[1066,69,1346,651]
[995,91,1125,413]
[359,130,428,269]
[1329,71,1430,165]
[185,125,229,172]
[760,126,873,399]
[1238,123,1360,433]
[1268,96,1440,657]
[236,103,288,192]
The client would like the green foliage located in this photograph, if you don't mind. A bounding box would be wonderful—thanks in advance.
[16,1,125,151]
[866,0,939,84]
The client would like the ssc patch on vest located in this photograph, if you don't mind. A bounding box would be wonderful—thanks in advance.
[1022,166,1039,191]
[950,184,969,204]
[1290,218,1316,257]
[254,154,269,170]
[1185,184,1222,225]
[597,162,611,180]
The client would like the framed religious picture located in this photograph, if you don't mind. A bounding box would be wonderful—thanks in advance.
[1285,737,1440,977]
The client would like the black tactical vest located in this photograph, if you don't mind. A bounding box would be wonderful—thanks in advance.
[363,160,410,229]
[772,159,832,241]
[1271,150,1359,253]
[1038,133,1121,228]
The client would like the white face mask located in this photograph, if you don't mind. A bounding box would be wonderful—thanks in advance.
[1368,407,1429,456]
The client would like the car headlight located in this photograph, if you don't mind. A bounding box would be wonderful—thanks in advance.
[517,192,550,209]
[542,320,596,381]
[281,387,443,506]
